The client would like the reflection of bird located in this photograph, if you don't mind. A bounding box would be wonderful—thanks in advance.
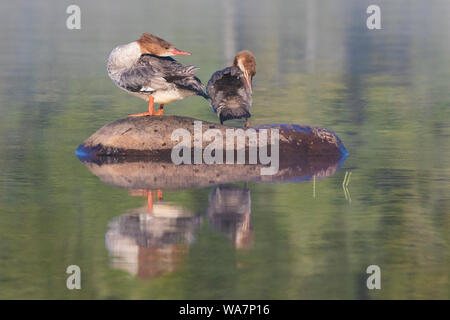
[107,33,208,117]
[105,202,202,279]
[207,51,256,127]
[207,186,253,249]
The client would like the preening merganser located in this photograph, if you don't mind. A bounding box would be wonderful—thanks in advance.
[206,50,256,127]
[107,33,208,117]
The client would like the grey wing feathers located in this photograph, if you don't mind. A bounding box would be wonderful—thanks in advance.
[118,57,167,93]
[120,54,208,98]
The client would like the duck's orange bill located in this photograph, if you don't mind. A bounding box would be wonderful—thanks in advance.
[244,74,252,93]
[171,48,191,55]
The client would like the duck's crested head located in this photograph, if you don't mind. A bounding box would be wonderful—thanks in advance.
[233,50,256,77]
[136,33,191,57]
[233,50,256,92]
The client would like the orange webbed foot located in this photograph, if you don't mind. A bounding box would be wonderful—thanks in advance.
[128,96,155,117]
[128,112,153,117]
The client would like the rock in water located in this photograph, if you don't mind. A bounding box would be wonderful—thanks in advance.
[77,115,347,165]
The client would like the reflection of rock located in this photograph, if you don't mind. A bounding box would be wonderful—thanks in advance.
[105,203,202,279]
[207,186,253,249]
[82,154,344,191]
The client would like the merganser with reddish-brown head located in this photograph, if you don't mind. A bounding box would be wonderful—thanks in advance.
[107,33,208,117]
[206,50,256,127]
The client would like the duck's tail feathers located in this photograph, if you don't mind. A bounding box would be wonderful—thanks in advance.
[176,65,209,99]
[170,74,209,100]
[216,100,251,123]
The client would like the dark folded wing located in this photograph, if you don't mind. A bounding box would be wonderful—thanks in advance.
[118,56,168,93]
[119,55,207,98]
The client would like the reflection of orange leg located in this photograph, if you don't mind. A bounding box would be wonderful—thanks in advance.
[242,212,251,231]
[129,96,155,117]
[155,104,164,116]
[157,190,163,201]
[147,190,153,214]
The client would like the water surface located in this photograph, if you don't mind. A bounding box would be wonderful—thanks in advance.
[0,0,449,299]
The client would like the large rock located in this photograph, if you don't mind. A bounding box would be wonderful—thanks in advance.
[76,115,347,165]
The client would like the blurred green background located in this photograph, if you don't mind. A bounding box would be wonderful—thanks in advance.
[0,0,449,299]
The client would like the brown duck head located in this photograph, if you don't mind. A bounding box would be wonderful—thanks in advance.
[137,33,191,57]
[233,50,256,92]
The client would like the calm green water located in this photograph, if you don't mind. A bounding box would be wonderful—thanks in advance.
[0,0,449,299]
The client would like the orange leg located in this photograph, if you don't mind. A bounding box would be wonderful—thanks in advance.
[244,118,249,128]
[128,96,155,117]
[147,190,153,214]
[155,104,164,116]
[157,189,163,201]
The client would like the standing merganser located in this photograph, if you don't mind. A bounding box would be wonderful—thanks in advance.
[206,50,256,127]
[107,33,208,117]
